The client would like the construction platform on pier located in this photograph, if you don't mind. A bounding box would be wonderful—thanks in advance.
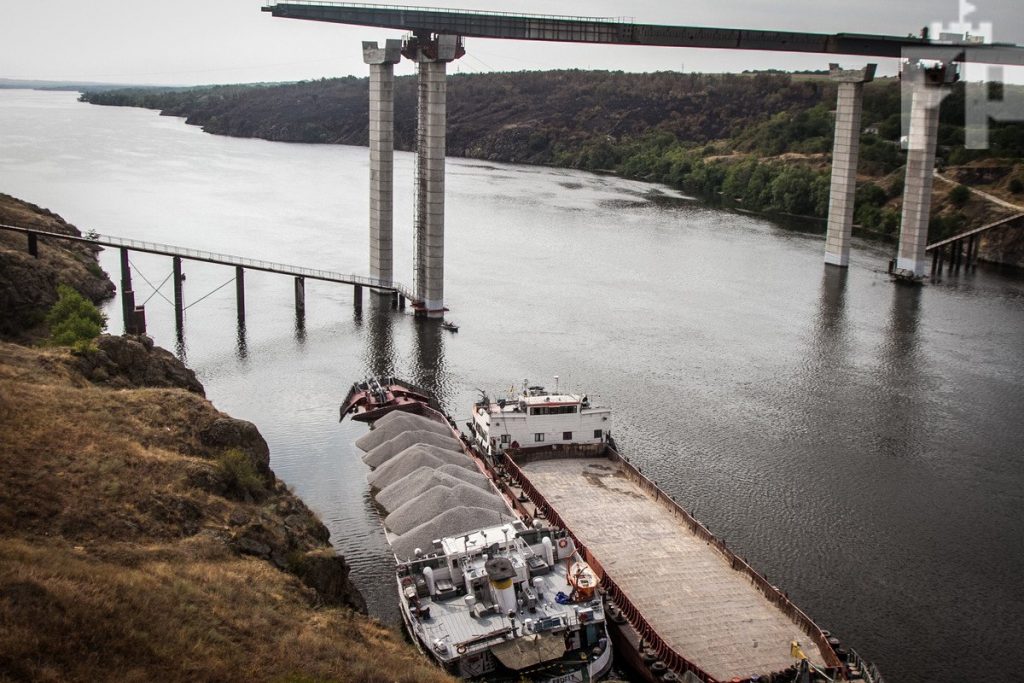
[518,456,830,681]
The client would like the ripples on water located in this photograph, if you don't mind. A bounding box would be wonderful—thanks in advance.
[2,90,1023,683]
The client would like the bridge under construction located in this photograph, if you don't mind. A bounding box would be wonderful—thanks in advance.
[262,1,1024,316]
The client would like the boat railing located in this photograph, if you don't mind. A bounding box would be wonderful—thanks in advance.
[500,451,717,682]
[847,648,885,683]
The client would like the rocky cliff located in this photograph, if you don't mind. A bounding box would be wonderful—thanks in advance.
[0,195,451,682]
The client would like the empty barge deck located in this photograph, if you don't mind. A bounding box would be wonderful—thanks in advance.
[503,451,839,682]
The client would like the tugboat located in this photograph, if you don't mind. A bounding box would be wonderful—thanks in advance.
[339,376,441,422]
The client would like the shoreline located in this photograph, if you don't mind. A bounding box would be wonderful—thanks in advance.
[0,192,452,682]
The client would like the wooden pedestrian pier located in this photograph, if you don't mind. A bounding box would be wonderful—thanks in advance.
[498,447,844,682]
[1,223,416,335]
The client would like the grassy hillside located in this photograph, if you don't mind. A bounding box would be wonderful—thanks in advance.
[0,194,453,683]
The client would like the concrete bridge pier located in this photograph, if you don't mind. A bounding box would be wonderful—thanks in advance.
[897,62,958,277]
[363,40,402,301]
[119,247,138,334]
[404,33,464,317]
[824,63,876,267]
[235,266,245,326]
[172,256,184,337]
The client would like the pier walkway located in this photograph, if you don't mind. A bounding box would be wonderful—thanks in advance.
[505,452,836,681]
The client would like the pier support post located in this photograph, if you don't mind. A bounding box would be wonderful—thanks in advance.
[363,40,402,301]
[133,306,147,335]
[897,62,957,277]
[27,232,38,258]
[172,256,184,335]
[405,33,463,318]
[354,284,363,310]
[235,266,245,326]
[294,276,305,317]
[119,248,138,334]
[824,63,875,267]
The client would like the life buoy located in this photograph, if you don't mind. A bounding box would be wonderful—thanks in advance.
[456,644,467,655]
[558,538,568,549]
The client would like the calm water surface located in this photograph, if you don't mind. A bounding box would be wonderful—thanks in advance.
[2,90,1023,683]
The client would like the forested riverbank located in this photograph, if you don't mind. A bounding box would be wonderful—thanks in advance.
[82,69,1024,246]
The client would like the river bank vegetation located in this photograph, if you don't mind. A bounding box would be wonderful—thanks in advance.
[0,194,452,682]
[82,70,1024,245]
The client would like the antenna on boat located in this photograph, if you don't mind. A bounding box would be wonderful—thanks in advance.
[554,375,559,393]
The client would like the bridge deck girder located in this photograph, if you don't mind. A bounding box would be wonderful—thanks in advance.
[262,1,1024,63]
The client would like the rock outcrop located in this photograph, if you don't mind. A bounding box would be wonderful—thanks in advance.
[0,194,114,338]
[75,334,205,395]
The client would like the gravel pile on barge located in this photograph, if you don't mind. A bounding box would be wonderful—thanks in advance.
[377,465,490,511]
[355,412,508,560]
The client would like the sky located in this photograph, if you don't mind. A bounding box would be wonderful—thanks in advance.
[1,0,1021,86]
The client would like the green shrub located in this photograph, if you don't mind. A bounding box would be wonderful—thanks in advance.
[47,284,106,350]
[949,184,971,208]
[1009,177,1023,194]
[217,448,266,500]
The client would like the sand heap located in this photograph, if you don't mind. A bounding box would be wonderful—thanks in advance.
[362,430,461,468]
[357,411,508,559]
[376,465,490,512]
[391,507,509,561]
[355,412,451,452]
[384,483,509,535]
[367,444,475,491]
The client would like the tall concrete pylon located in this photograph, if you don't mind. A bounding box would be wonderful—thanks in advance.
[824,63,876,267]
[363,40,402,295]
[404,33,463,317]
[896,61,957,277]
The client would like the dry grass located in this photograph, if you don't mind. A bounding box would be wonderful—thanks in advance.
[0,341,453,683]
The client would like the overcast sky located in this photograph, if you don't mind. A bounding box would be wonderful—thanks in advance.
[1,0,1021,86]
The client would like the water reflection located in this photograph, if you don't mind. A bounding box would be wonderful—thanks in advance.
[363,302,396,378]
[814,267,850,363]
[411,318,449,408]
[872,284,926,459]
[235,322,248,361]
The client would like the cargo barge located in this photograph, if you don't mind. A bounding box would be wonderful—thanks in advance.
[342,378,883,683]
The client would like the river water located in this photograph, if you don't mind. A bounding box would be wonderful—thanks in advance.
[2,89,1023,682]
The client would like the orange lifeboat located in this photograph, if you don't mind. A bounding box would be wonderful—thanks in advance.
[568,560,598,600]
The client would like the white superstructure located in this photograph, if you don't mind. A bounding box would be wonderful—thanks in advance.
[470,380,612,456]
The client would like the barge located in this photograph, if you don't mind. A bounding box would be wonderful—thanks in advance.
[341,378,883,683]
[342,382,613,682]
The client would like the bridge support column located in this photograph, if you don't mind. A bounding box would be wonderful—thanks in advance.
[235,266,245,326]
[172,256,184,335]
[27,232,38,258]
[353,284,363,310]
[824,63,875,267]
[119,248,138,334]
[406,33,463,318]
[897,62,957,278]
[363,40,401,301]
[294,276,305,318]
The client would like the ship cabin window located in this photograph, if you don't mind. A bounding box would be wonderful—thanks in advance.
[563,431,572,441]
[528,405,578,416]
[534,433,545,443]
[594,429,603,439]
[500,434,510,444]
